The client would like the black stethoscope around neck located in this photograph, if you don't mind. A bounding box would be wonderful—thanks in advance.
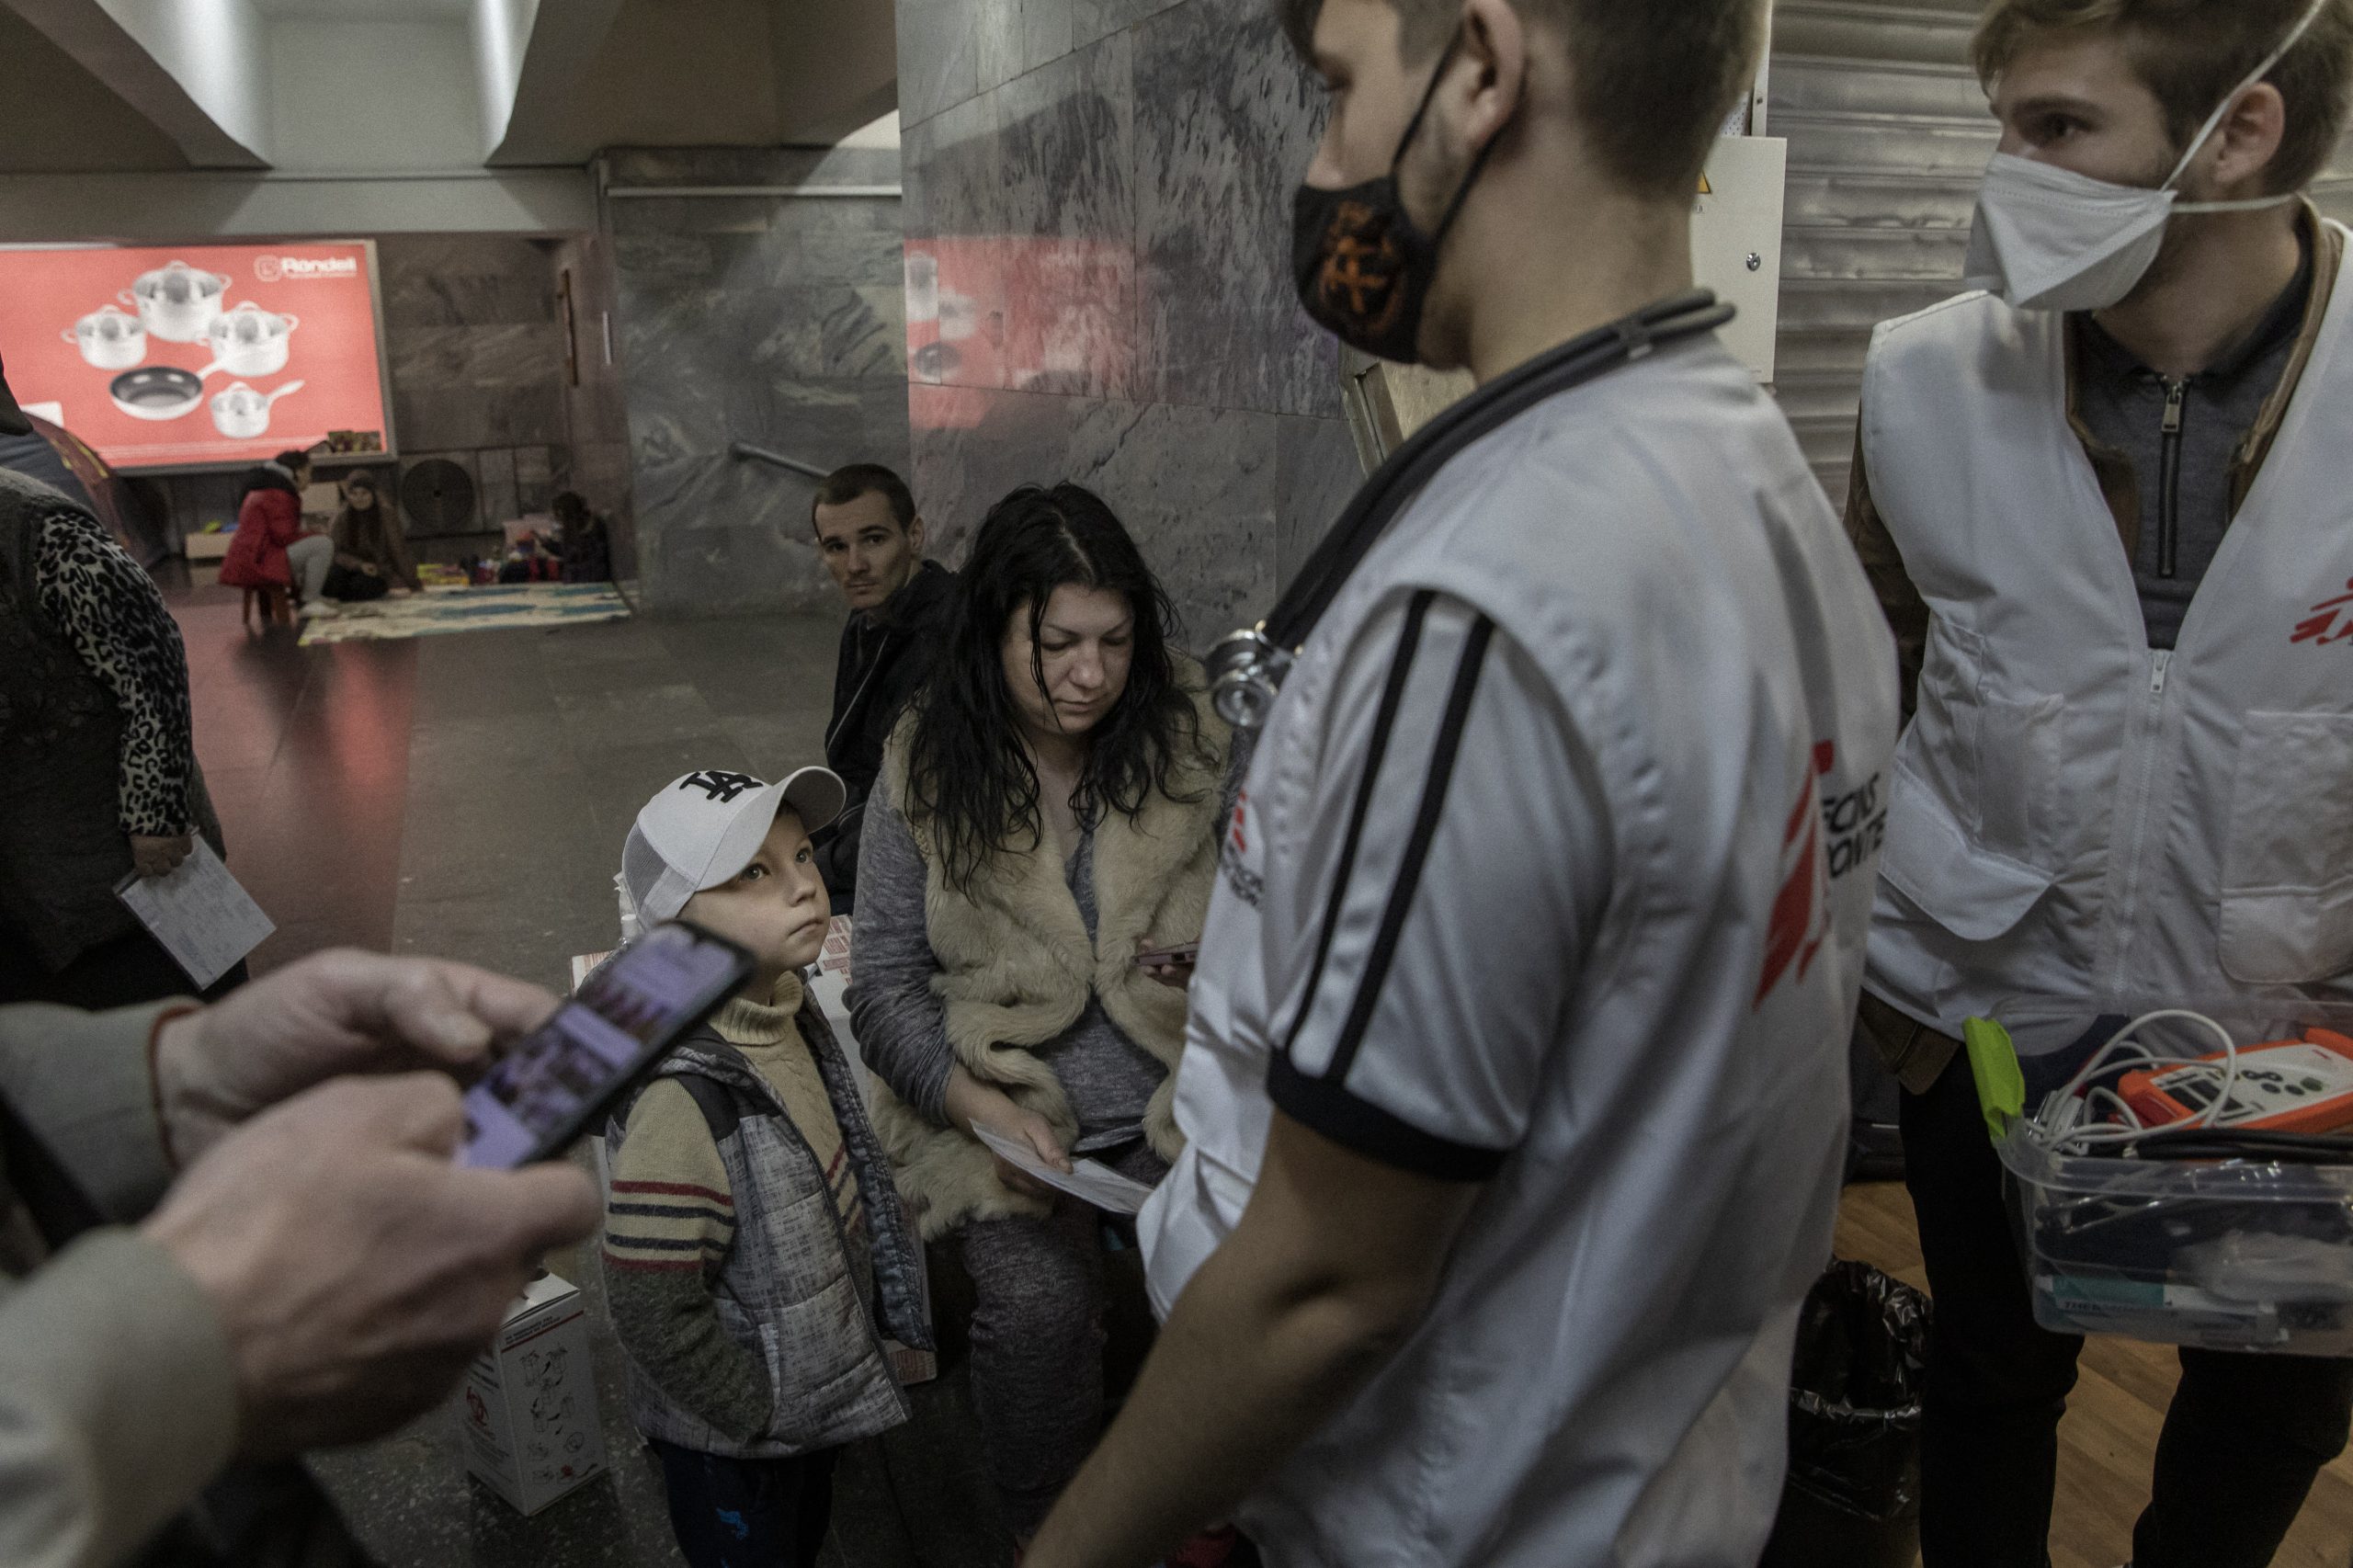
[1206,290,1735,731]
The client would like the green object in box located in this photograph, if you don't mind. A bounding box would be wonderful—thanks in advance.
[1964,1017,2026,1145]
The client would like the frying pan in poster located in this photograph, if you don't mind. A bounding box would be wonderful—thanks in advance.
[108,366,208,421]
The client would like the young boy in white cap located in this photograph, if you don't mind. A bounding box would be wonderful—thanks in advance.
[602,767,932,1568]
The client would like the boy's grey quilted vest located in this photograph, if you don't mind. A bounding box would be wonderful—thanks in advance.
[607,999,932,1459]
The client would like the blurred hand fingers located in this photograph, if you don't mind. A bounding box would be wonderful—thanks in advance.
[348,954,557,1069]
[441,1162,601,1260]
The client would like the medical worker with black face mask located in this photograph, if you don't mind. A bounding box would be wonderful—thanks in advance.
[1844,1,2353,1564]
[1017,3,1897,1567]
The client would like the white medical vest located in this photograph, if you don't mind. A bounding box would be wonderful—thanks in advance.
[1861,229,2353,1036]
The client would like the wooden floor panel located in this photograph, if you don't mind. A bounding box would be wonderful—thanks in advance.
[1836,1183,2353,1567]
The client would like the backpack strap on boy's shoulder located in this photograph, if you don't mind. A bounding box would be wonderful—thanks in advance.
[635,1027,786,1145]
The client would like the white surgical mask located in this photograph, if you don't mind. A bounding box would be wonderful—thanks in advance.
[1965,0,2328,312]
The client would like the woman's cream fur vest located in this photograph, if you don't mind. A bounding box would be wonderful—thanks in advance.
[870,683,1231,1239]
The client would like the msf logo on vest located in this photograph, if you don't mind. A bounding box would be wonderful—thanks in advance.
[1754,743,1885,1009]
[2290,578,2353,646]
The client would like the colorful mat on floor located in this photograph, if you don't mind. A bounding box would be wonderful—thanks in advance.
[298,583,631,645]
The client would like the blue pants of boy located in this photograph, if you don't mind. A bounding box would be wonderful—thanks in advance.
[649,1439,839,1568]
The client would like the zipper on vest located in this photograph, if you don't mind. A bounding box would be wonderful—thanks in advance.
[2156,379,2188,580]
[2111,647,2177,995]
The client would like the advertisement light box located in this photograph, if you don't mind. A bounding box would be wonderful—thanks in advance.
[0,241,393,472]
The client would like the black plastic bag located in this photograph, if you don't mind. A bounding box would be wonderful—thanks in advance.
[1759,1261,1930,1568]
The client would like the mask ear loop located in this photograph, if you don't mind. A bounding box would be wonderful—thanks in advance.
[1389,28,1469,171]
[2163,0,2332,200]
[1392,26,1515,252]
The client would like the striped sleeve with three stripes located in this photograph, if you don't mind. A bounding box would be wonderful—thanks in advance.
[603,1079,736,1274]
[1267,588,1605,1181]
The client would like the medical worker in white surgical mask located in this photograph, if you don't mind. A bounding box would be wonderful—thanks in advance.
[1843,1,2353,1564]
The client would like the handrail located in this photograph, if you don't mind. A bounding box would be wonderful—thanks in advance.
[729,441,828,481]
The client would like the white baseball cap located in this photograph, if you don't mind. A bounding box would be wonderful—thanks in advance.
[620,767,847,925]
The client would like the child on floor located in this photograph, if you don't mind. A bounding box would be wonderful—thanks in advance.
[602,766,932,1568]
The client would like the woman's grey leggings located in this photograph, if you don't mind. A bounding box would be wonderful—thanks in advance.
[952,1142,1166,1540]
[287,534,334,600]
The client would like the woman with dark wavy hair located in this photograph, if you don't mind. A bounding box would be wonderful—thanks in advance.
[847,483,1232,1548]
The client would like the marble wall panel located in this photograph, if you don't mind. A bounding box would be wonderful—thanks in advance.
[898,0,1358,627]
[897,0,983,126]
[605,145,899,189]
[554,229,641,581]
[608,145,911,616]
[1132,0,1337,416]
[379,236,556,328]
[1074,0,1186,49]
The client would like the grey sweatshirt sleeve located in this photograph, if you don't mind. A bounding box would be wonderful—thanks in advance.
[845,775,957,1120]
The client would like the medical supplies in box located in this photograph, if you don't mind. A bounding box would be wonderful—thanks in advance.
[460,1272,608,1515]
[1970,1004,2353,1355]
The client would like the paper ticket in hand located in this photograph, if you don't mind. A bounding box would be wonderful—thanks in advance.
[115,839,273,990]
[972,1125,1155,1215]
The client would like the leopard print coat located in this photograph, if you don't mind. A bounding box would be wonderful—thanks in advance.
[28,501,196,836]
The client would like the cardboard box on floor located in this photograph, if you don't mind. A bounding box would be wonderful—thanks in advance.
[460,1272,608,1516]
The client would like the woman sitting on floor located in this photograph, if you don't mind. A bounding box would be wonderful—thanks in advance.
[309,469,420,616]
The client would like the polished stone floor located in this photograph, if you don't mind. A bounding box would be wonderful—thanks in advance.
[171,580,1030,1568]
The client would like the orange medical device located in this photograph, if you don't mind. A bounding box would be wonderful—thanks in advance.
[2119,1028,2353,1136]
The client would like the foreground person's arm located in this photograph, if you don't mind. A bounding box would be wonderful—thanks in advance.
[0,1002,237,1568]
[0,955,600,1568]
[1025,1112,1476,1568]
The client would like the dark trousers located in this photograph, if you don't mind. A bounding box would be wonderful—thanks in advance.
[0,926,246,1009]
[649,1439,838,1568]
[1902,1051,2353,1568]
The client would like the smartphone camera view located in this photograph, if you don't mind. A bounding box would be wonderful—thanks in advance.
[458,923,749,1169]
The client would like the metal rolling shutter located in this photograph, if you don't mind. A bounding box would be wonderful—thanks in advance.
[1769,0,1990,511]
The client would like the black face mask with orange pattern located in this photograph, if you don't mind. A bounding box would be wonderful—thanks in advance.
[1290,28,1503,364]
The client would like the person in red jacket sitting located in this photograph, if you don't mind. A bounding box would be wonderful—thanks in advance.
[219,449,332,617]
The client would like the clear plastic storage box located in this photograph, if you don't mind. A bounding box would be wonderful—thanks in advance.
[1975,1002,2353,1355]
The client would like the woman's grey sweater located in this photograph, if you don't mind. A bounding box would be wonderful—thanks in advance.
[846,772,1167,1144]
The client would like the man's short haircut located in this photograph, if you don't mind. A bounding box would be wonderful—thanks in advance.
[1274,0,1765,201]
[274,448,313,472]
[812,463,916,534]
[1973,0,2353,195]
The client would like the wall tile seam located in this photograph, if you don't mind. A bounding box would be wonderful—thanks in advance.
[907,378,1331,421]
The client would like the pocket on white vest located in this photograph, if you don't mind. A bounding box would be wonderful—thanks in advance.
[2219,712,2353,985]
[1880,761,2062,942]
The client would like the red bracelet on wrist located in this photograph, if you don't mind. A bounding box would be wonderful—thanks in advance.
[146,1003,205,1171]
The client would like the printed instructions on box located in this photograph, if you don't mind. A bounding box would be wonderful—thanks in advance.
[973,1124,1156,1215]
[115,839,274,989]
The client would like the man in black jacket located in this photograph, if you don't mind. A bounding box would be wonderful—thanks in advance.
[811,464,957,911]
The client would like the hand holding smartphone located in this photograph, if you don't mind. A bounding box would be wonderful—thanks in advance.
[457,922,753,1168]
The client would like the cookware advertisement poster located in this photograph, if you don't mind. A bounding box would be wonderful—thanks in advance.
[0,242,390,471]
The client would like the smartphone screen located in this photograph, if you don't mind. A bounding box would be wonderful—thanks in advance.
[457,922,752,1169]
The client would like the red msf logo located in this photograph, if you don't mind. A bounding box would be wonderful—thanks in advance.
[1756,743,1836,1008]
[1229,790,1249,857]
[2290,579,2353,645]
